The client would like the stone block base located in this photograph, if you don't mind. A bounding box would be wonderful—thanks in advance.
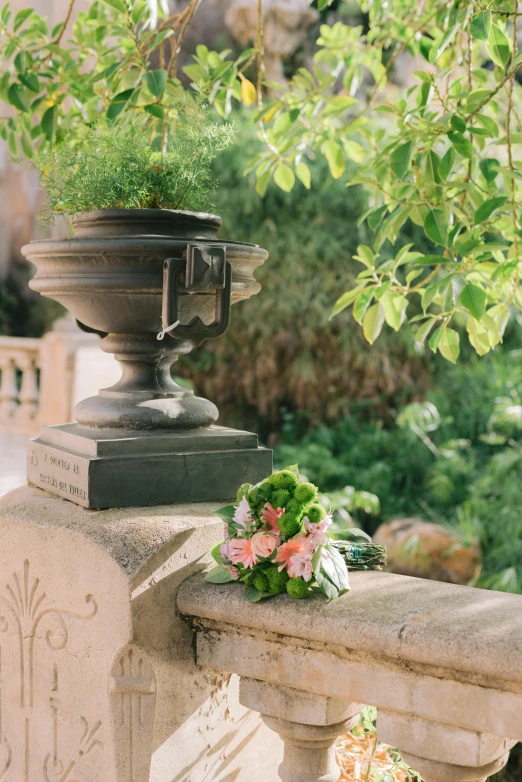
[0,486,282,781]
[27,423,272,508]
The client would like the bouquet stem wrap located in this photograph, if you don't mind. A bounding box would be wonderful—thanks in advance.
[332,541,387,571]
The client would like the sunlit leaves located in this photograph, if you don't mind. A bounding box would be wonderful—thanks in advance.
[487,24,511,68]
[424,210,448,246]
[447,131,473,159]
[390,141,413,179]
[273,164,295,192]
[295,162,311,189]
[460,283,486,320]
[363,303,385,344]
[470,11,490,41]
[321,140,345,179]
[240,78,257,107]
[474,196,507,225]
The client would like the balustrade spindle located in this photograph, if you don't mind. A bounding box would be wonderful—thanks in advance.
[16,353,39,423]
[0,356,18,419]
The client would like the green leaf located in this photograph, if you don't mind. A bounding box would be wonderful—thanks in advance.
[479,157,500,183]
[450,115,466,133]
[215,504,236,522]
[447,131,473,159]
[353,288,374,324]
[143,104,165,118]
[460,283,486,320]
[415,318,436,344]
[474,196,507,225]
[363,303,385,344]
[7,84,28,113]
[439,147,455,180]
[144,69,167,98]
[414,254,448,266]
[343,140,364,163]
[205,565,236,584]
[322,542,350,595]
[13,8,33,31]
[255,169,271,197]
[429,325,442,351]
[295,161,311,189]
[211,541,225,564]
[41,105,57,142]
[424,209,448,246]
[487,24,511,68]
[381,293,408,331]
[425,150,441,183]
[390,141,413,179]
[244,585,273,602]
[470,11,491,41]
[354,245,375,267]
[101,0,127,11]
[331,287,366,318]
[273,163,295,192]
[106,88,135,121]
[467,316,491,356]
[438,326,460,363]
[321,140,345,179]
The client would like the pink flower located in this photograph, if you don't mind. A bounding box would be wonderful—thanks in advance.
[288,551,314,582]
[233,497,255,535]
[261,503,284,534]
[274,535,307,571]
[304,515,332,552]
[220,540,232,561]
[250,531,279,560]
[225,565,239,580]
[228,537,257,569]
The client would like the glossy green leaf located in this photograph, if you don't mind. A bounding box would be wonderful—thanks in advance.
[144,69,167,97]
[295,161,311,189]
[353,288,374,323]
[321,140,345,179]
[487,24,511,68]
[41,105,57,142]
[415,318,436,344]
[479,158,500,183]
[7,84,28,113]
[205,565,236,584]
[438,327,460,363]
[390,141,413,179]
[474,196,507,225]
[460,283,486,320]
[467,316,491,356]
[363,303,385,344]
[450,115,466,133]
[13,8,33,31]
[106,88,135,120]
[331,287,367,318]
[273,163,295,192]
[381,293,408,331]
[424,209,448,246]
[143,104,165,118]
[439,147,455,180]
[470,11,491,41]
[448,131,473,159]
[101,0,127,12]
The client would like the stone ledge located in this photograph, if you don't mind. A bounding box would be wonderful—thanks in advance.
[178,571,522,686]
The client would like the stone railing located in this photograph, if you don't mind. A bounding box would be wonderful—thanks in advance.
[0,317,121,435]
[178,570,522,782]
[0,336,41,433]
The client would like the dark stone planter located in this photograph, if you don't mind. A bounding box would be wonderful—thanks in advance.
[22,209,272,508]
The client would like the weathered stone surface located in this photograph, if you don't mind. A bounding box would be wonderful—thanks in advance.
[373,518,481,585]
[27,423,272,508]
[0,485,282,781]
[178,570,522,686]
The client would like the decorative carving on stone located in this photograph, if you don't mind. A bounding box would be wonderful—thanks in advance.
[0,559,101,780]
[110,645,157,782]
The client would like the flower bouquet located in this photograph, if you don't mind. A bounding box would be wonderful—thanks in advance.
[205,466,386,602]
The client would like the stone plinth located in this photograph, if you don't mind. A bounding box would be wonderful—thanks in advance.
[0,485,282,781]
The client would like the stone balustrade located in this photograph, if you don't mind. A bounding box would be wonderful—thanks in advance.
[178,570,522,782]
[0,337,41,433]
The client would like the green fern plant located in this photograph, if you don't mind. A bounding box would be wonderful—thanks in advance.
[32,105,234,218]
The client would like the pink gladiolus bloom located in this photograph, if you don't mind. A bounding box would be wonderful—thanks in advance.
[220,540,232,561]
[304,515,332,552]
[261,502,284,533]
[250,531,279,560]
[233,496,255,534]
[288,551,314,581]
[228,537,257,569]
[274,535,307,571]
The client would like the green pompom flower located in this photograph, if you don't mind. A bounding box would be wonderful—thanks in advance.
[306,504,326,523]
[294,482,318,504]
[269,470,299,491]
[266,567,289,594]
[286,577,310,599]
[271,489,290,509]
[285,497,302,514]
[253,572,269,592]
[278,512,302,537]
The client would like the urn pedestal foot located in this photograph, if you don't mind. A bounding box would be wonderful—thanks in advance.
[27,423,272,509]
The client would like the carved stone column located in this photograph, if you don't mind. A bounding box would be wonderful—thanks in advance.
[378,711,515,782]
[239,677,361,782]
[0,486,282,781]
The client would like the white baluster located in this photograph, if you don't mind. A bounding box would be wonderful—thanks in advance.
[16,352,39,423]
[0,355,18,420]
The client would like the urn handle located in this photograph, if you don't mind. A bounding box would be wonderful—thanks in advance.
[159,244,232,342]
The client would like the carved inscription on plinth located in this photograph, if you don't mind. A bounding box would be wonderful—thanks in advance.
[27,442,89,505]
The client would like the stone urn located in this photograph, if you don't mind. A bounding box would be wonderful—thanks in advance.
[22,209,272,508]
